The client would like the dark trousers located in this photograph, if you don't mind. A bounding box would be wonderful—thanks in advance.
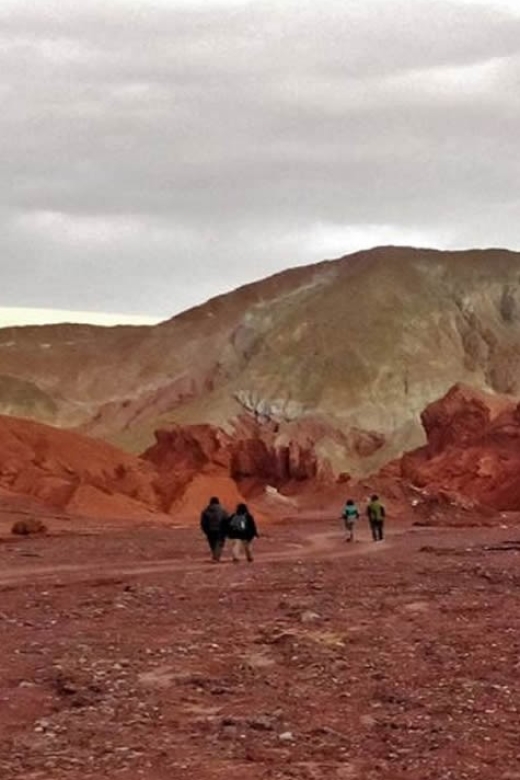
[206,533,225,561]
[370,520,384,541]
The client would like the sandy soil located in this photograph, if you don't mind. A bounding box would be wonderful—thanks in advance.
[1,515,519,779]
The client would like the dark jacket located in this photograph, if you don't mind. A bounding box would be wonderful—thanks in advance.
[225,511,258,541]
[200,503,228,538]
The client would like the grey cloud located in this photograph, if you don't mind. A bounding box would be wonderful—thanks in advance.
[1,0,520,318]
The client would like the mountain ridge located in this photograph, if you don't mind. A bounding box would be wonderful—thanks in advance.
[1,245,520,475]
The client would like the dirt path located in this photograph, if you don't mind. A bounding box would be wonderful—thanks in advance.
[0,527,394,587]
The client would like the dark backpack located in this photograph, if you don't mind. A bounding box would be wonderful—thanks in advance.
[229,514,247,533]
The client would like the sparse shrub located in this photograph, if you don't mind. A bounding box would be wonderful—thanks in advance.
[11,517,48,536]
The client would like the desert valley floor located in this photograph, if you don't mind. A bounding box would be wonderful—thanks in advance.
[1,513,519,780]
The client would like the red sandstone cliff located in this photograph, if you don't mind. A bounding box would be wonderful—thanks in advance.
[400,384,520,511]
[142,415,336,499]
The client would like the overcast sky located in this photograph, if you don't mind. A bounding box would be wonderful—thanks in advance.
[1,0,520,326]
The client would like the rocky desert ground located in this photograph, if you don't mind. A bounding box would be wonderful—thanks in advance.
[1,508,519,780]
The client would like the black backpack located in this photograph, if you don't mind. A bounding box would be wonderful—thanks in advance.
[229,514,247,533]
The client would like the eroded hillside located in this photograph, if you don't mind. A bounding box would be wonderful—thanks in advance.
[1,247,520,475]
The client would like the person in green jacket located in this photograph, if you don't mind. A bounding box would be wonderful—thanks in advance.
[366,494,386,541]
[341,498,360,543]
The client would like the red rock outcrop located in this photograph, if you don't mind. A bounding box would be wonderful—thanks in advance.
[140,424,233,513]
[170,475,246,518]
[0,413,338,524]
[228,423,323,484]
[141,416,336,514]
[0,415,163,521]
[400,384,520,511]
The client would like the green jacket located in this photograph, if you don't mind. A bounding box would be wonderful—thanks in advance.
[367,500,385,522]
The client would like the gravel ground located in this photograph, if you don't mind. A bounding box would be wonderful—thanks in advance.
[1,518,519,779]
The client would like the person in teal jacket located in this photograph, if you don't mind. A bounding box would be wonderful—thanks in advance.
[341,499,360,543]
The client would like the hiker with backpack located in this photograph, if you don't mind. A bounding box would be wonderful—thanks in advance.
[225,503,258,563]
[341,498,360,542]
[366,494,386,541]
[200,496,229,562]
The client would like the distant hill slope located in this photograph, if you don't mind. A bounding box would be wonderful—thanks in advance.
[1,246,520,475]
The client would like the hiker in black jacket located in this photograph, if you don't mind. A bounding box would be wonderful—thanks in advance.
[225,503,258,563]
[200,496,228,562]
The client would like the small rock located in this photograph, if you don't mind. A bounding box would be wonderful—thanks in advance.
[248,715,277,732]
[300,611,322,624]
[11,518,47,536]
[221,717,238,727]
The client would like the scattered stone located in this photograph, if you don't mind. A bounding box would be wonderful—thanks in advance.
[247,715,278,732]
[300,611,322,624]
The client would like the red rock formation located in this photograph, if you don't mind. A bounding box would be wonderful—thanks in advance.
[140,424,233,513]
[0,415,163,521]
[141,416,334,513]
[400,384,520,511]
[228,431,321,484]
[0,413,339,524]
[419,384,510,457]
[170,475,247,519]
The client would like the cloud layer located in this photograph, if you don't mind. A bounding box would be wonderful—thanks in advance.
[2,0,520,320]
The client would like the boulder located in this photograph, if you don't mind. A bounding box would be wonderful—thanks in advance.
[11,517,47,535]
[400,384,520,512]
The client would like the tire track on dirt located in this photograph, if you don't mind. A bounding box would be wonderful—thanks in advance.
[0,530,395,588]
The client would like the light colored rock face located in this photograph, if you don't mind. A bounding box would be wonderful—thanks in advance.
[1,247,520,475]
